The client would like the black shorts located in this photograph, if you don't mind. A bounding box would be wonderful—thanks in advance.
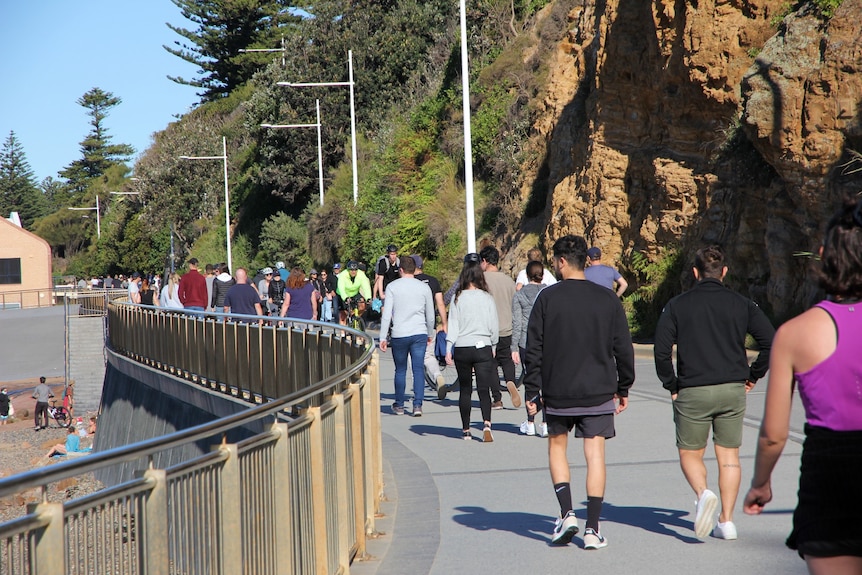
[545,412,615,439]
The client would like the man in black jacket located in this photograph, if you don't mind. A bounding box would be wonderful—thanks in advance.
[525,235,634,550]
[654,245,774,541]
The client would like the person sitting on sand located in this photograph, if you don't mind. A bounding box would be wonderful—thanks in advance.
[45,426,89,458]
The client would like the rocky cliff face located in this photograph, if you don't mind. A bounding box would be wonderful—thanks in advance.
[519,0,862,320]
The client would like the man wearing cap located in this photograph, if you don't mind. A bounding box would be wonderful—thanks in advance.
[584,247,628,297]
[373,244,400,301]
[258,267,274,314]
[411,254,451,396]
[276,261,288,282]
[178,258,208,311]
[337,261,372,325]
[128,272,142,304]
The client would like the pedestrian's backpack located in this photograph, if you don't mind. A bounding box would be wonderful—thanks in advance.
[434,331,447,364]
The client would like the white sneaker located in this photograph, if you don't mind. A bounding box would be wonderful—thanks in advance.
[550,510,579,545]
[694,489,719,539]
[538,422,548,437]
[583,527,608,550]
[713,521,738,540]
[519,420,536,436]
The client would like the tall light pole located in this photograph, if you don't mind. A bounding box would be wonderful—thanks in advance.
[277,50,359,204]
[460,0,477,253]
[261,99,326,206]
[180,136,232,271]
[68,195,101,239]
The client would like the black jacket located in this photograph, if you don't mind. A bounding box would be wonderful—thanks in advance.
[653,278,775,394]
[524,279,635,408]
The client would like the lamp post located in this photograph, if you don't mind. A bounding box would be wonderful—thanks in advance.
[277,50,359,204]
[261,99,326,206]
[459,0,477,253]
[180,136,232,272]
[68,196,101,239]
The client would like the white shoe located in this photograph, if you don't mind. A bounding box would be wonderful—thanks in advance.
[538,422,548,437]
[694,489,719,539]
[583,527,608,549]
[550,510,579,545]
[713,521,737,540]
[519,420,536,436]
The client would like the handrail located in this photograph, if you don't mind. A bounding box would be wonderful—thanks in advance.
[0,300,382,575]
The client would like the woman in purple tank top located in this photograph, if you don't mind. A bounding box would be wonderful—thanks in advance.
[744,198,862,574]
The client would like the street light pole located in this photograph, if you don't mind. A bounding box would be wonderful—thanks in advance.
[180,136,232,271]
[261,99,326,206]
[277,49,359,204]
[460,0,477,253]
[68,195,101,239]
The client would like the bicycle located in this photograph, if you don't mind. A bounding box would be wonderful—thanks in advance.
[47,399,72,428]
[342,296,367,331]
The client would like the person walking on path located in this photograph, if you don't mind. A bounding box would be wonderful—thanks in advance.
[515,247,557,290]
[480,245,521,409]
[32,376,53,431]
[744,198,862,575]
[512,260,548,437]
[378,256,436,416]
[411,254,450,398]
[373,244,401,301]
[654,244,775,541]
[524,235,634,549]
[223,268,264,323]
[160,272,185,309]
[211,264,236,313]
[280,267,318,321]
[584,247,628,297]
[446,253,500,442]
[178,258,208,312]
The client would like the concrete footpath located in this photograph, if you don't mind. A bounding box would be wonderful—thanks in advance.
[353,341,809,575]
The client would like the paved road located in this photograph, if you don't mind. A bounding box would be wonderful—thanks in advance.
[0,307,65,382]
[355,341,809,575]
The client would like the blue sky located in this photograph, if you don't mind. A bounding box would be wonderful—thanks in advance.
[0,1,202,183]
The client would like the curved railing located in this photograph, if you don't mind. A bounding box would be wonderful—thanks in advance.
[0,302,382,575]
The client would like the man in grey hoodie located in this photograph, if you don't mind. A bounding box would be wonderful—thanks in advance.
[378,256,435,416]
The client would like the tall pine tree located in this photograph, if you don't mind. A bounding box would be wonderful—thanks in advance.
[59,88,134,197]
[165,0,301,101]
[0,131,47,229]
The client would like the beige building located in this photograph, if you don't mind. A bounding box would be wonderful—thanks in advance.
[0,213,53,309]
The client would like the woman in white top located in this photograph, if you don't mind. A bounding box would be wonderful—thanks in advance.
[160,272,184,309]
[446,253,499,442]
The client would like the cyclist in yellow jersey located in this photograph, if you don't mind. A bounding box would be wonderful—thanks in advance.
[336,261,372,324]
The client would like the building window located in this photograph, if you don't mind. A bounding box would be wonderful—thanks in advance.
[0,258,22,284]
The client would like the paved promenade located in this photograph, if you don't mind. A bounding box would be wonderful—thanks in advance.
[356,341,809,575]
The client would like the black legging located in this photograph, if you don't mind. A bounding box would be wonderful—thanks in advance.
[490,334,517,401]
[453,345,497,430]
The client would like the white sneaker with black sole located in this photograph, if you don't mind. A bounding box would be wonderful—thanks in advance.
[550,510,579,545]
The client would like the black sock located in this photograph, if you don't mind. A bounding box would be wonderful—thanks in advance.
[554,483,572,516]
[586,496,603,532]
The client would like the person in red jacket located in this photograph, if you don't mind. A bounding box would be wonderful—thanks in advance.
[178,258,208,311]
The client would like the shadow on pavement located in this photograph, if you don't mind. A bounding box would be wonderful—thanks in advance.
[592,501,700,543]
[452,506,554,543]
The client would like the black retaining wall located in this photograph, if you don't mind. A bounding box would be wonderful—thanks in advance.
[95,348,267,486]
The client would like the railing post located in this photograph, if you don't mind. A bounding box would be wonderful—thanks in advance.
[347,383,366,557]
[331,394,351,572]
[28,501,64,574]
[141,468,169,575]
[217,443,242,575]
[271,422,293,575]
[306,406,330,573]
[361,357,379,535]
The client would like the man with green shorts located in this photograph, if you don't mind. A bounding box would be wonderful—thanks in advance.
[654,245,774,541]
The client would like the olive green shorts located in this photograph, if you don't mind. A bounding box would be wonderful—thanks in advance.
[672,383,746,450]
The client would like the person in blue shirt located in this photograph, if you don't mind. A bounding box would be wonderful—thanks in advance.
[45,426,89,458]
[584,247,628,297]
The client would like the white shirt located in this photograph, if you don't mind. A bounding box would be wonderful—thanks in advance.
[515,268,557,287]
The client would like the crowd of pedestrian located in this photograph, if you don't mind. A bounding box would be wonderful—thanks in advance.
[370,196,862,571]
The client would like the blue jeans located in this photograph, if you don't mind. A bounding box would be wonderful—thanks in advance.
[391,333,428,408]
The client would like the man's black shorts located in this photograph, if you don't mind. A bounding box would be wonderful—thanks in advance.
[545,412,615,439]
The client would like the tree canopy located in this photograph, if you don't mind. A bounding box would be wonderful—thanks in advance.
[0,131,47,229]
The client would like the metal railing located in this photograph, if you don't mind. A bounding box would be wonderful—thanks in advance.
[0,288,55,309]
[0,302,382,575]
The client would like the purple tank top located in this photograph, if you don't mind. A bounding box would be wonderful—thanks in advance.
[794,300,862,431]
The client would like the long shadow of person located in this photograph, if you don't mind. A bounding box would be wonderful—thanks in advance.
[592,501,701,543]
[452,506,554,543]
